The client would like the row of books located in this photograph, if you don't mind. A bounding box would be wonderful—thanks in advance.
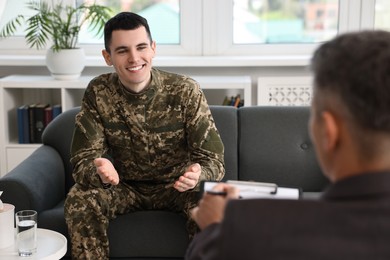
[222,94,244,107]
[17,104,62,144]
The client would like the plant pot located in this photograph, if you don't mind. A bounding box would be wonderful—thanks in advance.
[46,48,86,80]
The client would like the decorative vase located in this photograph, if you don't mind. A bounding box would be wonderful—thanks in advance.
[45,48,86,80]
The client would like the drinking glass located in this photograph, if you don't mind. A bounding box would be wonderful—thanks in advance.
[15,210,37,257]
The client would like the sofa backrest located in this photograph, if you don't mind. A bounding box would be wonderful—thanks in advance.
[208,106,238,181]
[41,106,239,192]
[238,106,329,192]
[42,107,79,192]
[41,105,327,193]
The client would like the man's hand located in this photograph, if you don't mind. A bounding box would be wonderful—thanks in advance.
[190,183,239,230]
[174,163,201,192]
[94,158,120,185]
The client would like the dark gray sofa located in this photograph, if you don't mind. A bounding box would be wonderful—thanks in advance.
[0,105,328,259]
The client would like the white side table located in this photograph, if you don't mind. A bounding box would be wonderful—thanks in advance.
[0,228,67,260]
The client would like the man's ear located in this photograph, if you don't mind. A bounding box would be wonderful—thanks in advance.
[102,49,112,66]
[321,111,340,152]
[151,41,156,58]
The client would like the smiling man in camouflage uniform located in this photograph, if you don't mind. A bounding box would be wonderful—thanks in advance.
[64,12,225,259]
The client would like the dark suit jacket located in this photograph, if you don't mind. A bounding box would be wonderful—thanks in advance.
[185,172,390,260]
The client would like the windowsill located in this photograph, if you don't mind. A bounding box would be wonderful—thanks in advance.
[0,54,311,67]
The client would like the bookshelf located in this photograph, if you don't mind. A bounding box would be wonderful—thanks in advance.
[0,74,251,176]
[191,76,252,106]
[0,75,92,177]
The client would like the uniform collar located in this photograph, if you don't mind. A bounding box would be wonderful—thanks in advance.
[116,71,158,104]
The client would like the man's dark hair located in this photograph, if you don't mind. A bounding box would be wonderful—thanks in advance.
[311,30,390,132]
[104,12,153,52]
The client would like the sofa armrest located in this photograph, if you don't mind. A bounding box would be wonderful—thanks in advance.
[0,145,65,213]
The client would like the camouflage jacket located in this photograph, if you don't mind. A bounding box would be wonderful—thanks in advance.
[70,68,225,189]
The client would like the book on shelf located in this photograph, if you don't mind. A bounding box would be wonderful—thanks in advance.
[44,106,53,127]
[52,104,62,119]
[222,94,244,107]
[17,105,30,144]
[33,103,50,143]
[28,104,37,143]
[16,104,63,144]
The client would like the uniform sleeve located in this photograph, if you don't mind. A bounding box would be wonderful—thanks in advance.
[70,84,108,188]
[185,80,225,188]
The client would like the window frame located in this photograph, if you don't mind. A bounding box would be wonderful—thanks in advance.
[205,0,360,56]
[81,0,203,56]
[0,0,203,56]
[0,0,383,63]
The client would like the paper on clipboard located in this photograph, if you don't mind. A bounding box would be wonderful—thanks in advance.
[202,180,300,200]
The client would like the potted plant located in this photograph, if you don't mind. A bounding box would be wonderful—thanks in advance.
[0,1,111,80]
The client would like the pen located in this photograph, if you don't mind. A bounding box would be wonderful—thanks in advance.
[206,190,244,199]
[206,190,227,196]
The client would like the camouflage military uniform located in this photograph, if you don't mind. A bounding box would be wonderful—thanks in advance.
[64,68,225,259]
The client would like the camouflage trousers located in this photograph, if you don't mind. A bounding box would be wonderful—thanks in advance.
[64,181,200,260]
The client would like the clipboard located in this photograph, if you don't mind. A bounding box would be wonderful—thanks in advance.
[201,180,301,200]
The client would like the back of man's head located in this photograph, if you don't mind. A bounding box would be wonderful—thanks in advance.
[311,30,390,133]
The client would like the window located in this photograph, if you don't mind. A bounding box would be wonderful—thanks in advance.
[0,0,31,36]
[374,0,390,31]
[78,0,200,55]
[232,0,339,44]
[0,0,386,59]
[0,0,201,56]
[205,0,341,56]
[78,0,180,45]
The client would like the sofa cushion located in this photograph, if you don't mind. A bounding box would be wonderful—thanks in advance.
[238,106,329,192]
[209,106,238,181]
[39,202,189,259]
[108,211,189,258]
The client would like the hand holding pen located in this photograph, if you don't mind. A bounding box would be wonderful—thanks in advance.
[190,183,240,230]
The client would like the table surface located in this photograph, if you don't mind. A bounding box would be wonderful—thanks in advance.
[0,228,67,260]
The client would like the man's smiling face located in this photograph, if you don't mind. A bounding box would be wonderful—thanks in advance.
[102,27,156,93]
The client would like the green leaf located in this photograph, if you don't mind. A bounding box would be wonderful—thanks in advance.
[0,1,112,50]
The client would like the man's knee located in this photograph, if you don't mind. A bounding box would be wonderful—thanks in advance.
[64,184,110,220]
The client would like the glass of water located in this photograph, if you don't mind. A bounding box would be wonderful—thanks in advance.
[15,210,37,257]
